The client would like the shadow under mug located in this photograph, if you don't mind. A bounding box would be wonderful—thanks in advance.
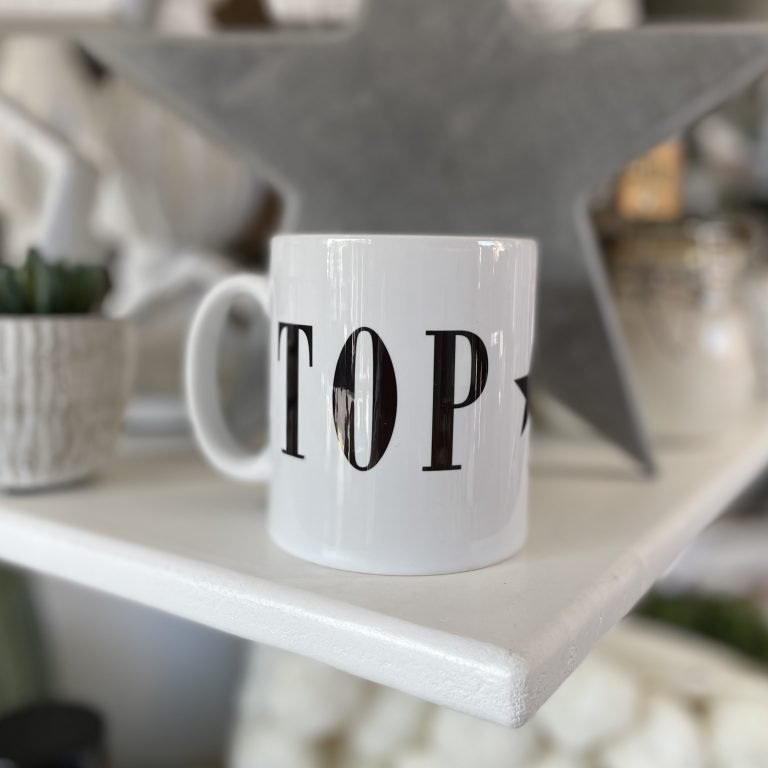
[185,234,538,575]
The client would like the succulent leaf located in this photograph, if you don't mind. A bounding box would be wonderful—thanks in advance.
[0,248,111,315]
[0,266,26,314]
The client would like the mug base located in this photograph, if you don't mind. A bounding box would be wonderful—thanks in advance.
[268,524,528,576]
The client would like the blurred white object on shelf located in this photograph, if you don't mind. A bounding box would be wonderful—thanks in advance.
[513,0,640,29]
[535,655,639,754]
[94,78,260,253]
[611,220,756,441]
[428,707,539,767]
[240,645,370,741]
[710,699,768,768]
[0,38,98,152]
[525,756,588,768]
[93,78,266,433]
[230,723,322,768]
[597,694,704,768]
[265,0,360,24]
[348,687,431,761]
[109,241,235,434]
[232,620,768,768]
[0,93,102,264]
[0,0,153,25]
[151,0,219,34]
[693,114,751,174]
[391,750,443,768]
[264,0,640,28]
[743,264,768,398]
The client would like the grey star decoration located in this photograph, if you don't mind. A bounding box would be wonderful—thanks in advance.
[86,3,768,468]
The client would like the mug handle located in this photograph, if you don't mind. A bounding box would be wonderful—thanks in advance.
[185,274,272,483]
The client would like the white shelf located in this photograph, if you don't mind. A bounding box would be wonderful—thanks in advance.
[1,411,768,726]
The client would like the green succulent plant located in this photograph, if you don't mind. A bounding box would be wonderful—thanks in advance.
[0,248,111,315]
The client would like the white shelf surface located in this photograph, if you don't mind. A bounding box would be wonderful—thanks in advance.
[2,411,768,726]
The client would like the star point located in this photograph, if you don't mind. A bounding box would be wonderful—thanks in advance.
[515,375,529,434]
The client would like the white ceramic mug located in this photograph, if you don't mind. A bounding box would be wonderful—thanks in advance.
[186,234,537,575]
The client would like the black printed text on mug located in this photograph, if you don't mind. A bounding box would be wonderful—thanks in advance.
[276,323,529,471]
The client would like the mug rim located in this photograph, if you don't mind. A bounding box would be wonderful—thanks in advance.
[271,233,537,248]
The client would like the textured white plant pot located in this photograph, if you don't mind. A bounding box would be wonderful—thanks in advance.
[0,317,135,490]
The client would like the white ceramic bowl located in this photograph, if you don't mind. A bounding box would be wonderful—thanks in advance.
[0,317,135,490]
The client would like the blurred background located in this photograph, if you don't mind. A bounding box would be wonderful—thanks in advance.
[2,1,768,767]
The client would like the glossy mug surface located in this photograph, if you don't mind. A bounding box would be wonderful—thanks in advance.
[186,234,537,575]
